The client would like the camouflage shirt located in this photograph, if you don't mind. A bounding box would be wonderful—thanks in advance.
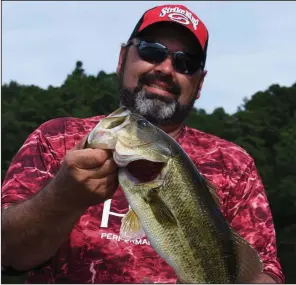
[2,116,285,283]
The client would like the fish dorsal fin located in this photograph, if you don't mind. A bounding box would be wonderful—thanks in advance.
[120,209,146,240]
[233,231,264,283]
[203,177,222,208]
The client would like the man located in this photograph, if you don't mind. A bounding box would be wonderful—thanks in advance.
[1,4,284,284]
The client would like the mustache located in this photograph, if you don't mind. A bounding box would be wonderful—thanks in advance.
[138,72,181,97]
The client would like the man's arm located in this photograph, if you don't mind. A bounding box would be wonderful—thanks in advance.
[1,125,118,271]
[225,159,285,283]
[2,180,86,271]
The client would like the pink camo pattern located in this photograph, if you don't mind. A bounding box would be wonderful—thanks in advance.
[1,116,285,284]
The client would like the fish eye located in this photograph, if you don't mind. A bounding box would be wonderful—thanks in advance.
[137,119,149,128]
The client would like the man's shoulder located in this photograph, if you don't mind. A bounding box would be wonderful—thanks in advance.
[29,115,107,155]
[183,126,254,172]
[37,115,106,138]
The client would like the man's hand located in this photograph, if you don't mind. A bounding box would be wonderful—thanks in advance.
[51,136,119,209]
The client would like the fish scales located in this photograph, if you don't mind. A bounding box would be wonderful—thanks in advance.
[157,153,236,283]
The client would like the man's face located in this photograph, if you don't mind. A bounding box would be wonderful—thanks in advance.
[117,23,206,126]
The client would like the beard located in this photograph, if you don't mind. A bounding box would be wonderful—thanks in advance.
[119,72,197,126]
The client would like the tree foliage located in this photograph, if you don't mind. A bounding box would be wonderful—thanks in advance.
[2,61,295,283]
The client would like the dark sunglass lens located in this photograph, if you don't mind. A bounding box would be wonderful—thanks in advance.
[138,41,167,64]
[174,52,200,75]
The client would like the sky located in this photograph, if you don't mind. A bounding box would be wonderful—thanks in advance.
[2,1,296,114]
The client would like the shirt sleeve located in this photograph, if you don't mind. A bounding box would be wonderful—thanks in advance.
[1,124,60,209]
[225,159,285,283]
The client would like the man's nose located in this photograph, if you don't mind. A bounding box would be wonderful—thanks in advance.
[154,56,175,75]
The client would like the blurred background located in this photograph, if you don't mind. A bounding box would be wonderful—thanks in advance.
[2,1,296,283]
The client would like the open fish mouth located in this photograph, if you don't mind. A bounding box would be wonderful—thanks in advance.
[112,140,167,183]
[113,140,169,184]
[125,159,166,183]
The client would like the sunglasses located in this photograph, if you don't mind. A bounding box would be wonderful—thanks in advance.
[125,39,204,75]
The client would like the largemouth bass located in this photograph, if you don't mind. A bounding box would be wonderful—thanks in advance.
[87,107,263,283]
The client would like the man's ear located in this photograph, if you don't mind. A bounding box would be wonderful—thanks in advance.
[196,70,207,99]
[116,46,127,75]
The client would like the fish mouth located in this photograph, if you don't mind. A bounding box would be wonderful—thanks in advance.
[125,159,166,183]
[113,141,169,183]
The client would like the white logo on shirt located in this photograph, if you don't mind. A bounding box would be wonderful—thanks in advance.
[100,199,150,245]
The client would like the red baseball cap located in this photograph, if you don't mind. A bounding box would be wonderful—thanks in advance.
[128,4,209,65]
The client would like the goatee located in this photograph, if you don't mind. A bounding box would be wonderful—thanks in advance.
[119,73,196,126]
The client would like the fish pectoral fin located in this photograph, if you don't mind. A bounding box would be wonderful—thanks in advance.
[234,231,264,283]
[143,186,177,225]
[151,199,176,225]
[120,209,146,240]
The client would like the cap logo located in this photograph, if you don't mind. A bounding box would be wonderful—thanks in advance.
[159,7,199,30]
